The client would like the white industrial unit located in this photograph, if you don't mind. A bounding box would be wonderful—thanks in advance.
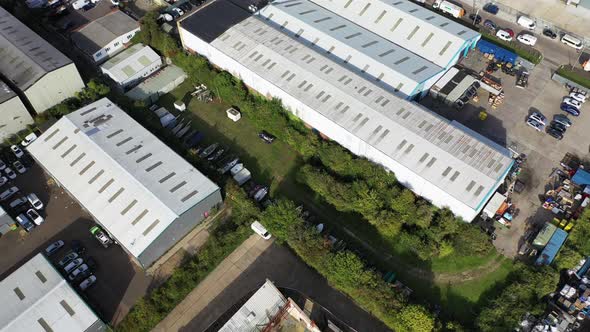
[0,82,33,140]
[179,1,513,222]
[27,99,222,267]
[100,44,162,89]
[0,254,105,332]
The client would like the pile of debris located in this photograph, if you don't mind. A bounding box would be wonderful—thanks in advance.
[191,84,213,103]
[543,153,590,221]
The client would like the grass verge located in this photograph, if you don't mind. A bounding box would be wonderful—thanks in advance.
[556,65,590,89]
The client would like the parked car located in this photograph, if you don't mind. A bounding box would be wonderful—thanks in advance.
[45,240,64,256]
[0,159,6,171]
[468,13,482,25]
[64,258,84,274]
[4,167,16,179]
[253,187,269,202]
[218,157,239,174]
[258,131,275,144]
[68,264,89,281]
[169,8,180,18]
[13,161,26,174]
[251,221,271,240]
[517,16,536,30]
[483,3,499,14]
[505,28,515,38]
[517,34,537,46]
[526,118,544,132]
[9,197,28,209]
[58,252,79,267]
[79,275,97,290]
[27,193,43,210]
[16,214,34,232]
[159,13,174,22]
[569,92,587,103]
[20,133,38,147]
[547,127,564,140]
[172,7,184,16]
[496,29,513,42]
[26,208,44,225]
[207,147,225,162]
[563,97,582,109]
[90,226,112,248]
[483,19,497,31]
[199,143,219,158]
[10,145,23,158]
[0,186,19,201]
[529,111,546,125]
[553,114,572,127]
[542,28,557,39]
[179,2,192,11]
[561,103,580,116]
[550,121,567,133]
[0,176,7,186]
[189,0,205,5]
[71,269,92,283]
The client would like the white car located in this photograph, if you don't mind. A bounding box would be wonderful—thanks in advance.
[45,240,64,256]
[12,161,26,174]
[569,92,587,103]
[0,176,7,186]
[563,97,582,109]
[0,159,6,171]
[529,111,546,125]
[26,208,44,225]
[20,133,38,147]
[526,118,544,132]
[172,7,184,16]
[27,193,43,210]
[517,34,537,46]
[68,264,89,281]
[10,145,24,158]
[251,221,271,240]
[159,13,173,22]
[496,29,513,42]
[4,167,16,179]
[64,258,84,274]
[79,275,97,290]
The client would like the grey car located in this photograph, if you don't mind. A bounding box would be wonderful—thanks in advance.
[553,114,572,128]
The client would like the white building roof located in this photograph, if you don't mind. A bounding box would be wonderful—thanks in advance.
[258,0,443,96]
[209,16,512,210]
[27,98,220,258]
[308,0,480,67]
[0,7,73,91]
[0,254,102,332]
[219,280,286,332]
[101,44,160,83]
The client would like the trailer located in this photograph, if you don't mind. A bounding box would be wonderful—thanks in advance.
[233,168,251,186]
[535,228,568,266]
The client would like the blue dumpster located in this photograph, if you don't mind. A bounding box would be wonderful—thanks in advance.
[476,39,517,64]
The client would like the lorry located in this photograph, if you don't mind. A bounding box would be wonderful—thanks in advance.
[233,168,251,186]
[433,0,465,18]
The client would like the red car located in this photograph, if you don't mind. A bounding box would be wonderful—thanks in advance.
[505,29,514,38]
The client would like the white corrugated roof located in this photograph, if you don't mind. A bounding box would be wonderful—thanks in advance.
[258,0,443,96]
[26,98,219,258]
[210,16,512,209]
[0,254,101,332]
[308,0,480,67]
[100,44,161,83]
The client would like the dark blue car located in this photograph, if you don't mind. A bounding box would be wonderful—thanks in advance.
[560,103,580,116]
[483,3,499,15]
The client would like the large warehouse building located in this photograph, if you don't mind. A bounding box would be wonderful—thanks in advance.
[179,0,513,221]
[0,81,33,140]
[0,254,105,332]
[0,7,84,114]
[27,98,222,267]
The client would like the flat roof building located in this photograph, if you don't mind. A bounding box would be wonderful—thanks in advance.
[0,7,84,114]
[179,0,512,221]
[27,98,222,267]
[100,44,162,89]
[0,253,105,332]
[125,65,187,104]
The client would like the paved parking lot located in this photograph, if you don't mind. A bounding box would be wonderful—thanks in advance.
[0,157,152,325]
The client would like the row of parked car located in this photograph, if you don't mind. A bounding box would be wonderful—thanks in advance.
[526,91,586,140]
[158,0,207,23]
[45,240,97,291]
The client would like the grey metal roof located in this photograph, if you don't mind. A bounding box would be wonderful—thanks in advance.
[26,98,220,258]
[0,7,73,91]
[0,81,16,104]
[210,16,512,209]
[71,10,139,54]
[259,0,443,95]
[0,254,104,332]
[309,0,480,67]
[100,44,160,83]
[125,65,187,100]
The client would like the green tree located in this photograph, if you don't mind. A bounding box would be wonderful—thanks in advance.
[396,304,435,332]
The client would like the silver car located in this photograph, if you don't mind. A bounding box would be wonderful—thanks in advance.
[553,114,572,128]
[64,258,84,274]
[529,112,546,125]
[526,118,544,132]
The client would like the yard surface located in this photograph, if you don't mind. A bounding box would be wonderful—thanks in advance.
[157,81,516,323]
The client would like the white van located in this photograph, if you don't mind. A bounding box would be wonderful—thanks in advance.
[72,0,90,10]
[517,34,538,46]
[517,16,536,30]
[561,34,583,50]
[251,221,271,240]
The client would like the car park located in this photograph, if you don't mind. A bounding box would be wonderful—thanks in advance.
[58,252,79,267]
[547,128,564,140]
[569,92,587,103]
[45,240,64,256]
[469,13,482,25]
[563,97,582,109]
[543,28,557,39]
[553,114,572,127]
[90,226,112,248]
[26,208,44,225]
[526,118,544,132]
[251,221,271,240]
[79,275,97,290]
[496,29,512,42]
[64,258,84,274]
[68,264,89,281]
[27,193,43,210]
[10,145,23,158]
[483,20,496,31]
[561,103,580,116]
[258,131,275,144]
[483,3,499,14]
[9,197,28,209]
[529,111,546,125]
[517,34,537,46]
[0,186,19,201]
[16,214,34,232]
[13,161,26,174]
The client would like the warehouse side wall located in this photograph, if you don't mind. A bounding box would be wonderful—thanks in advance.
[24,63,85,113]
[180,29,479,221]
[0,96,33,140]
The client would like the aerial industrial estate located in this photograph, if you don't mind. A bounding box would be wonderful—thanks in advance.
[1,0,590,331]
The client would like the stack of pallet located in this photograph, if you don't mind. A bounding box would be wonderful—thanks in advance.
[488,91,505,109]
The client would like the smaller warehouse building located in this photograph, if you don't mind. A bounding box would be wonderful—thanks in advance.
[100,43,162,89]
[71,10,140,63]
[27,98,222,268]
[0,82,33,140]
[0,253,106,332]
[125,65,187,104]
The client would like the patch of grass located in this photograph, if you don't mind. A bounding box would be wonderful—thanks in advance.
[480,32,543,64]
[430,249,500,274]
[556,65,590,89]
